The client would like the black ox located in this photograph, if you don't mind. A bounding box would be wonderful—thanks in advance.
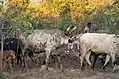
[0,38,24,66]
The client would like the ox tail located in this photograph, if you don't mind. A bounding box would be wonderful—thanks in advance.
[84,46,94,66]
[85,51,92,66]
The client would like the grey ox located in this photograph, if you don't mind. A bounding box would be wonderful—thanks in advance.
[20,29,73,70]
[79,33,119,71]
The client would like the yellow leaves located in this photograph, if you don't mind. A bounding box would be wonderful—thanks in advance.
[107,0,115,7]
[28,3,38,9]
[67,0,85,21]
[7,0,21,6]
[37,0,63,18]
[5,0,114,22]
[83,0,113,17]
[0,12,3,17]
[87,0,113,9]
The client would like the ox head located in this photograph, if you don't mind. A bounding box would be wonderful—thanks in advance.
[60,32,82,56]
[64,25,82,45]
[67,33,83,56]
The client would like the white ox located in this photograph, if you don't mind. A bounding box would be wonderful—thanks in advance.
[20,29,72,70]
[79,33,119,71]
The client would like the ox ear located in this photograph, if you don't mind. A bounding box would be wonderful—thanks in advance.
[11,41,14,43]
[70,35,77,42]
[114,34,119,38]
[68,34,82,44]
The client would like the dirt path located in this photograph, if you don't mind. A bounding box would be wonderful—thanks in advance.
[3,67,119,79]
[1,53,119,79]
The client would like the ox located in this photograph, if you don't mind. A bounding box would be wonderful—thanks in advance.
[0,50,15,60]
[68,34,106,70]
[20,29,73,70]
[0,50,15,72]
[79,33,119,71]
[0,38,24,66]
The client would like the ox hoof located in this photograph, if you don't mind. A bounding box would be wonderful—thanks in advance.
[91,67,95,71]
[40,65,49,72]
[112,65,119,73]
[60,69,64,72]
[40,65,47,71]
[80,67,84,71]
[102,66,106,71]
[22,68,27,73]
[91,66,94,70]
[112,70,116,73]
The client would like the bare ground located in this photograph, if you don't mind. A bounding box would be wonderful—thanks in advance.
[1,54,119,79]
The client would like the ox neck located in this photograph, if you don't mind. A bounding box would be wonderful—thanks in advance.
[60,38,68,45]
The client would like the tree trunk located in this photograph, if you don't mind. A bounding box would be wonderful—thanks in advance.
[0,22,4,74]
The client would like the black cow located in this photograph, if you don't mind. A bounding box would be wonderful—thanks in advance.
[0,38,24,66]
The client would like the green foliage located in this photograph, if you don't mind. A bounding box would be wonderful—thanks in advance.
[10,14,33,31]
[104,0,119,34]
[87,0,119,34]
[0,4,3,11]
[0,76,7,79]
[59,5,71,31]
[1,0,119,36]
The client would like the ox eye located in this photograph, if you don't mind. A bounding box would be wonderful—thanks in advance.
[6,43,8,44]
[68,39,72,43]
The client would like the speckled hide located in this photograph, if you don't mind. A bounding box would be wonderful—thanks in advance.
[20,29,71,70]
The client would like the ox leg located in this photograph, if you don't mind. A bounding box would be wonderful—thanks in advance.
[15,51,22,66]
[16,55,19,64]
[29,55,36,65]
[3,60,7,72]
[80,54,85,70]
[19,55,22,66]
[11,57,15,68]
[57,56,63,71]
[99,56,105,66]
[111,53,116,69]
[85,51,92,66]
[28,51,37,65]
[23,56,28,72]
[45,51,50,71]
[91,54,98,70]
[102,54,110,70]
[16,55,22,67]
[9,57,13,74]
[21,53,28,72]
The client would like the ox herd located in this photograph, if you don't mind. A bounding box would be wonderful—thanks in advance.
[1,29,119,72]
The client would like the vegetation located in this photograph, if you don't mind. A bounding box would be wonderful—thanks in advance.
[0,0,119,36]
